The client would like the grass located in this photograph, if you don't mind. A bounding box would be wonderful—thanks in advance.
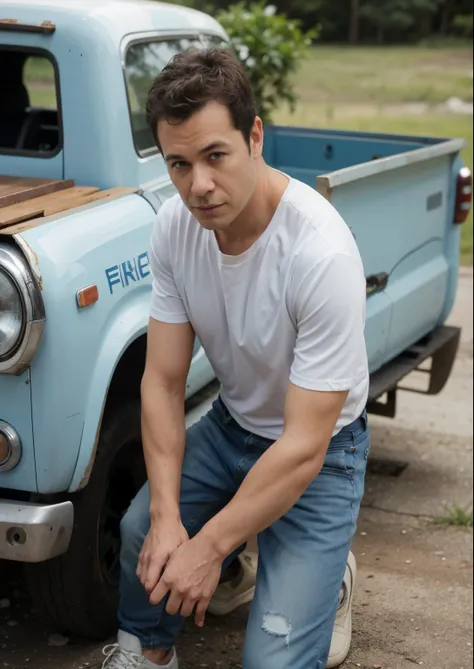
[293,45,473,105]
[23,57,56,109]
[24,56,55,84]
[433,505,474,528]
[275,44,473,265]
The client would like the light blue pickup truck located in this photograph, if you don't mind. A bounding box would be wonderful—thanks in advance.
[0,0,472,640]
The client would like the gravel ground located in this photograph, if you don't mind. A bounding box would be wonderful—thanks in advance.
[0,270,472,669]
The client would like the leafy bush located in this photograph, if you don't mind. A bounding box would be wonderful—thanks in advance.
[217,2,318,124]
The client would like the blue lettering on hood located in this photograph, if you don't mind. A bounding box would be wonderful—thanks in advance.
[105,251,151,295]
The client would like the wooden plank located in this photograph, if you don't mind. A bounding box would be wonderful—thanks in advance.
[0,176,75,208]
[0,187,140,235]
[43,187,139,216]
[0,186,99,228]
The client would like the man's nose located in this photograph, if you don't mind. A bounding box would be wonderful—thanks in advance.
[191,166,215,198]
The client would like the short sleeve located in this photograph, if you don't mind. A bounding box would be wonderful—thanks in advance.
[289,253,367,392]
[149,202,190,324]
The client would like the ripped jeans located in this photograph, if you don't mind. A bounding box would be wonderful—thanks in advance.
[118,397,370,669]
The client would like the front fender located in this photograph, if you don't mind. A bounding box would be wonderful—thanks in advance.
[19,193,157,494]
[68,286,150,492]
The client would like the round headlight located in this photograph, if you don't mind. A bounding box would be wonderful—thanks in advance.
[0,268,24,359]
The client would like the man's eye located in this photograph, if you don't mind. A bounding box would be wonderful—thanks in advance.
[172,161,189,170]
[209,152,225,161]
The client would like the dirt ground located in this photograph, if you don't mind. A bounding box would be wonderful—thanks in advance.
[0,270,472,669]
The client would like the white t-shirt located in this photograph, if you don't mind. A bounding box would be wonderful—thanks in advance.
[149,177,369,439]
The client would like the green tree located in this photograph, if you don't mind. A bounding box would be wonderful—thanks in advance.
[349,0,361,43]
[217,2,318,124]
[360,0,444,42]
[162,0,472,42]
[451,0,474,36]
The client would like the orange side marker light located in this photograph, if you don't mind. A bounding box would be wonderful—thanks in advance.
[76,284,99,309]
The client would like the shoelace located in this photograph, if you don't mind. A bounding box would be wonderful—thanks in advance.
[102,643,144,668]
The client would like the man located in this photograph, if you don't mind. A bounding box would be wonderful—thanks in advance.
[103,48,370,669]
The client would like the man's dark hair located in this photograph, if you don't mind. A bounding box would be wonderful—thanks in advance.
[146,48,257,153]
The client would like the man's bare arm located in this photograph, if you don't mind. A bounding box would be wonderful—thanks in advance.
[137,317,195,593]
[141,317,194,519]
[199,382,348,556]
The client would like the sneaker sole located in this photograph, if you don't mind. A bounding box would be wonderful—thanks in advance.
[207,586,256,616]
[326,551,357,669]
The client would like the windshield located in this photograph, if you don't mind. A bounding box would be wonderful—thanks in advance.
[124,35,228,156]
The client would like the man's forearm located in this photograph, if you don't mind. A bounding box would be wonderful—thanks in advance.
[199,433,328,558]
[141,373,186,523]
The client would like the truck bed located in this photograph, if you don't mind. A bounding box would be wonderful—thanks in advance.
[0,176,138,235]
[264,125,466,376]
[263,126,465,187]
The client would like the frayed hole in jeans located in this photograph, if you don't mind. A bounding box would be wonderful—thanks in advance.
[262,613,292,647]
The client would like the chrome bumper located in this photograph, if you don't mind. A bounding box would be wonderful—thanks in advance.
[0,499,74,562]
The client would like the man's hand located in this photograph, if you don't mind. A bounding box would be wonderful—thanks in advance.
[150,534,223,628]
[137,520,189,596]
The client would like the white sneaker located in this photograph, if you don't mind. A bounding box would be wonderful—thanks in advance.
[326,551,357,668]
[208,551,258,616]
[102,631,178,668]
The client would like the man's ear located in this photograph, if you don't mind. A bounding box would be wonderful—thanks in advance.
[250,116,264,158]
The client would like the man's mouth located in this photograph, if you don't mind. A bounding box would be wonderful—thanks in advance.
[195,204,224,213]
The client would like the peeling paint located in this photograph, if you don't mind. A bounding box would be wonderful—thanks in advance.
[77,403,105,490]
[13,235,43,291]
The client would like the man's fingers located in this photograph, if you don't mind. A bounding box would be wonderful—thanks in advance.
[137,554,148,584]
[195,598,210,628]
[180,597,197,619]
[149,576,171,606]
[165,589,183,616]
[136,549,148,581]
[144,556,167,594]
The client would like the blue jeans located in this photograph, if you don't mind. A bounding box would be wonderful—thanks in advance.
[118,397,370,668]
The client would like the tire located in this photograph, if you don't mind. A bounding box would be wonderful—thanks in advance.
[24,398,147,640]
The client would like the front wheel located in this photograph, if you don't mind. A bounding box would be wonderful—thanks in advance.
[25,399,146,640]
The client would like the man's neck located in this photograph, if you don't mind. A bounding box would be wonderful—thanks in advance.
[215,166,289,256]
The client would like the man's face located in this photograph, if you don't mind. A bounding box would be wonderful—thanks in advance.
[158,101,263,231]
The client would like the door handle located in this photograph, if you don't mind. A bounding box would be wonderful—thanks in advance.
[366,272,389,296]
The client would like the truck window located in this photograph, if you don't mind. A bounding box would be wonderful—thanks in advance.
[0,49,61,156]
[124,36,227,156]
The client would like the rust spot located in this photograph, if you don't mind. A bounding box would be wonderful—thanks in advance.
[77,403,106,490]
[14,235,43,291]
[78,440,99,491]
